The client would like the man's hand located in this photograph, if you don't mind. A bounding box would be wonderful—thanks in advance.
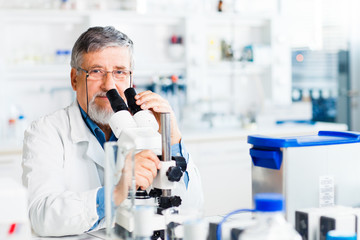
[113,150,161,205]
[135,90,182,145]
[134,150,161,190]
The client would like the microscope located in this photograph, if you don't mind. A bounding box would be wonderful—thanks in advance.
[105,88,187,240]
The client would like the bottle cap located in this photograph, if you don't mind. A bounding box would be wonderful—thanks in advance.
[326,230,356,240]
[171,75,178,83]
[8,119,16,125]
[254,193,284,212]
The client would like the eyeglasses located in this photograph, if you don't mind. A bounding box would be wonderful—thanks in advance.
[77,67,132,82]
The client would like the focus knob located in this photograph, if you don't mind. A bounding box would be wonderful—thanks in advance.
[166,166,183,182]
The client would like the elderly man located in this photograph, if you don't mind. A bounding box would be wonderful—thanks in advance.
[22,26,203,237]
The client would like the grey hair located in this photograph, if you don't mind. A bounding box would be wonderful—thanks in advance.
[70,26,134,70]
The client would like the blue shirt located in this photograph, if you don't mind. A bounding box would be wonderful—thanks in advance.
[79,105,189,230]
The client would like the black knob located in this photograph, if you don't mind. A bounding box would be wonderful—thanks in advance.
[169,196,182,207]
[159,196,182,209]
[172,156,187,172]
[166,166,183,182]
[149,188,162,198]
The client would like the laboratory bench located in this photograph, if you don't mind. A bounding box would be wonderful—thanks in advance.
[1,122,348,218]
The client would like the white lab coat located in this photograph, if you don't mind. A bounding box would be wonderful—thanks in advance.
[22,101,203,237]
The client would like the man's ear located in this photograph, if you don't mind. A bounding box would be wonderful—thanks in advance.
[71,68,78,91]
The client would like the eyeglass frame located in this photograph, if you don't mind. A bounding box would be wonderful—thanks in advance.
[77,67,133,87]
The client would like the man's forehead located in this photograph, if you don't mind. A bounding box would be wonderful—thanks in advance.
[84,46,129,56]
[82,47,131,67]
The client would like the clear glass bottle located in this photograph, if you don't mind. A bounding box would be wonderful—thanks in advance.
[239,193,301,240]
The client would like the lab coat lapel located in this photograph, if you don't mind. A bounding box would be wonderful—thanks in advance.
[86,137,105,168]
[68,101,105,169]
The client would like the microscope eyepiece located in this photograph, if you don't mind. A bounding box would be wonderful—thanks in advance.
[106,89,128,112]
[124,88,142,115]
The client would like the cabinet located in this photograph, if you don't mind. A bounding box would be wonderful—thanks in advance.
[185,136,252,216]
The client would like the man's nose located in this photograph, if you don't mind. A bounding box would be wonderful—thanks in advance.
[101,72,116,91]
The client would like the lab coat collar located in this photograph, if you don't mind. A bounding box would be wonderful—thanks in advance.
[68,101,105,168]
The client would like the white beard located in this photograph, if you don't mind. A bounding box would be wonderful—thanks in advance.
[88,92,113,125]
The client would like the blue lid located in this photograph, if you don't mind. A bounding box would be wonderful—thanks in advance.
[248,131,360,148]
[254,193,284,212]
[327,230,356,240]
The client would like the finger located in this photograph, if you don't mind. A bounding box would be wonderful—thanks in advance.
[135,91,163,105]
[136,170,153,185]
[136,171,152,189]
[135,90,153,101]
[139,98,172,113]
[136,159,158,178]
[137,150,161,168]
[135,90,152,97]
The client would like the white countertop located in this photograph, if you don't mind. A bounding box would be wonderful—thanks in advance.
[0,122,348,153]
[182,122,348,142]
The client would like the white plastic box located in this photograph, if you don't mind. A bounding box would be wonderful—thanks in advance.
[248,131,360,226]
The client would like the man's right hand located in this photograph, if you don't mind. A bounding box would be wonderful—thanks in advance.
[133,150,161,189]
[113,150,161,205]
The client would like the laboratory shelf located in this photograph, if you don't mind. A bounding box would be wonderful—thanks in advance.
[133,62,186,77]
[204,12,272,26]
[0,9,186,25]
[205,61,270,76]
[89,10,186,25]
[0,9,87,23]
[4,64,70,81]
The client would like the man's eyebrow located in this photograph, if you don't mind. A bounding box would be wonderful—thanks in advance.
[113,66,127,70]
[88,65,128,70]
[89,64,103,69]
